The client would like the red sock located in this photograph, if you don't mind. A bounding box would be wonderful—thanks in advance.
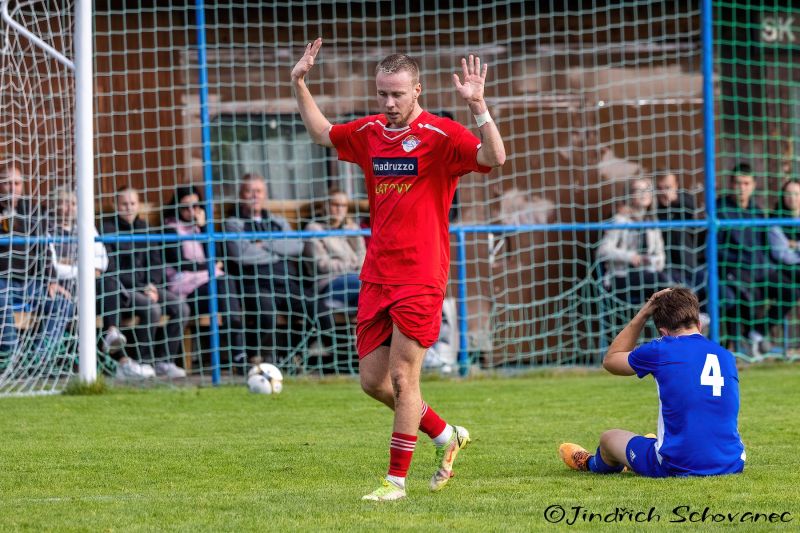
[419,401,447,439]
[388,432,417,478]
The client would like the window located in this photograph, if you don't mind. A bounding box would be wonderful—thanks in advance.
[210,113,329,202]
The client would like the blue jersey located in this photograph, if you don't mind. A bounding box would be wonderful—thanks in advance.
[628,333,745,476]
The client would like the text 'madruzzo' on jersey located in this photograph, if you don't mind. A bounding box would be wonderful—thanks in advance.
[371,157,419,176]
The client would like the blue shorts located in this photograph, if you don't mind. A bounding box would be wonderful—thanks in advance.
[625,436,670,478]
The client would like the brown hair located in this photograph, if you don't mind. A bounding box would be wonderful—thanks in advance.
[375,54,420,84]
[651,287,700,332]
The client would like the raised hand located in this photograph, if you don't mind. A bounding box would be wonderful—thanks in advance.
[452,54,487,108]
[291,38,323,82]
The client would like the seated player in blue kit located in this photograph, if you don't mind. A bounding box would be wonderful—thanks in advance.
[559,287,746,477]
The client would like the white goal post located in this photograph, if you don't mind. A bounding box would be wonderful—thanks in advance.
[0,0,94,392]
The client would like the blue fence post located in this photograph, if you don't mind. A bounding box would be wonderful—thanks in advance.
[194,0,223,385]
[701,0,720,343]
[454,228,470,377]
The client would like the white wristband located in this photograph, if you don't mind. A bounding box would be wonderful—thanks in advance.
[474,110,492,127]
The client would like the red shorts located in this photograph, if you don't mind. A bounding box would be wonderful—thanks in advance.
[356,282,445,359]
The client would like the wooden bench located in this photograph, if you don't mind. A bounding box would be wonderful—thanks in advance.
[182,314,222,372]
[232,198,369,230]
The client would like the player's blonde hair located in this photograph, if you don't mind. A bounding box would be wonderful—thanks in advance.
[375,54,419,85]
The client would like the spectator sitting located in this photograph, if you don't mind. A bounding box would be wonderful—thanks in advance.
[45,187,128,362]
[304,187,366,309]
[717,163,791,358]
[654,169,710,328]
[0,163,74,357]
[597,176,673,304]
[224,173,334,363]
[101,186,189,378]
[163,185,247,367]
[655,169,705,293]
[769,179,800,269]
[767,178,800,334]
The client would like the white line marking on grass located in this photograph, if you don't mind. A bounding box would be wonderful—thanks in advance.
[4,494,147,504]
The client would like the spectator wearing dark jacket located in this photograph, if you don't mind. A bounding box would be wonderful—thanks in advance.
[717,163,789,357]
[224,173,334,362]
[163,185,247,367]
[102,186,189,378]
[655,170,704,292]
[0,163,73,356]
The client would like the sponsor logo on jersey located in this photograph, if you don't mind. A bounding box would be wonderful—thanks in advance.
[372,157,418,176]
[401,135,421,153]
[375,183,413,195]
[629,449,637,462]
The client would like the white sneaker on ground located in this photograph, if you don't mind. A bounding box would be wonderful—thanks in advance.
[100,326,127,354]
[747,331,772,360]
[361,479,406,502]
[116,358,155,379]
[155,362,187,379]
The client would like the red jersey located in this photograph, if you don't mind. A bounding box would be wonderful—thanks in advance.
[330,110,490,291]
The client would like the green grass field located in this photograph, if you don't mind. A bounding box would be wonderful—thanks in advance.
[0,363,798,532]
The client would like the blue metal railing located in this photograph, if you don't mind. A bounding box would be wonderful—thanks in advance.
[701,0,719,343]
[4,216,798,249]
[194,0,223,385]
[96,216,772,376]
[3,210,788,378]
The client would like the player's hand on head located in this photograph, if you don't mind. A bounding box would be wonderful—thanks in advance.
[641,288,672,316]
[291,37,322,82]
[452,54,487,106]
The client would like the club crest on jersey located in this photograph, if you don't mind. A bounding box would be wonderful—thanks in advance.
[401,135,421,153]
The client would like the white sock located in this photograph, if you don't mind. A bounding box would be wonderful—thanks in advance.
[432,425,454,447]
[386,475,405,489]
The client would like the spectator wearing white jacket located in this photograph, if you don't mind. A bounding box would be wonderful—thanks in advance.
[304,187,366,309]
[47,187,132,368]
[597,177,673,304]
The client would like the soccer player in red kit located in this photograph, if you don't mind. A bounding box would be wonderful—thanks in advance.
[291,38,506,501]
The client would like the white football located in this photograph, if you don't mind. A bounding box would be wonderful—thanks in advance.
[248,363,284,394]
[247,374,272,395]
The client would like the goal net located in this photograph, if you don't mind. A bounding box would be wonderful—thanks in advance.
[0,0,77,395]
[90,3,705,381]
[716,2,800,358]
[4,2,725,393]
